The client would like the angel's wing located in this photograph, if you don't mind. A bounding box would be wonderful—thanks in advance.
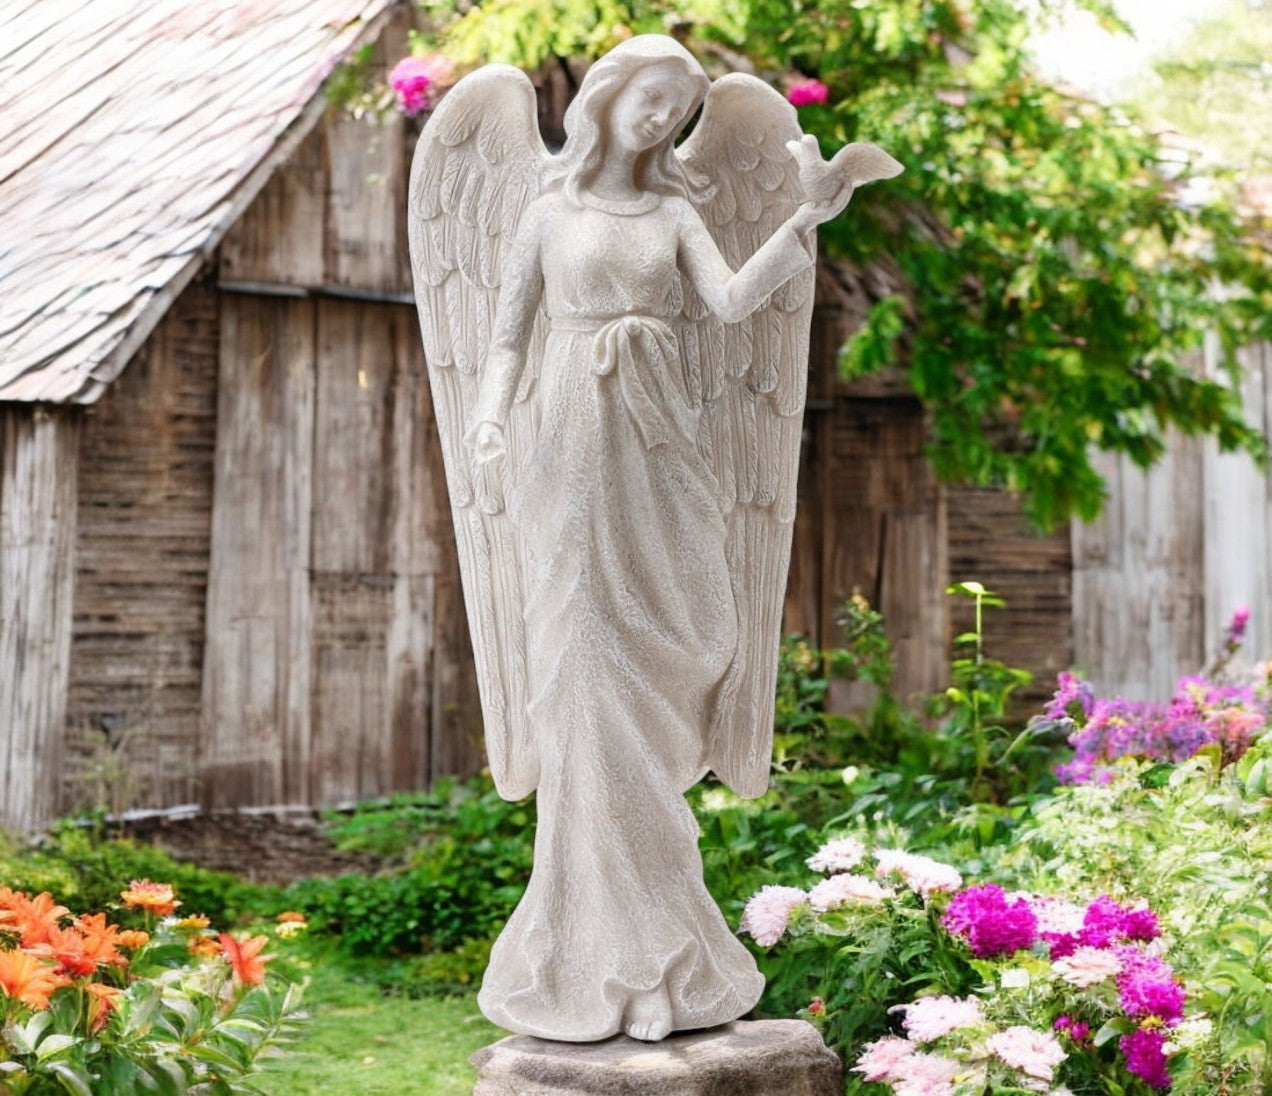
[676,75,816,799]
[407,66,550,801]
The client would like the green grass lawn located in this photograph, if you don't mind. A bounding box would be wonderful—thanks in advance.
[260,940,501,1095]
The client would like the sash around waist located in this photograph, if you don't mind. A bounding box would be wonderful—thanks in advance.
[549,314,676,336]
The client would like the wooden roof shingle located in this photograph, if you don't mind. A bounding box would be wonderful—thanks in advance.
[0,0,394,403]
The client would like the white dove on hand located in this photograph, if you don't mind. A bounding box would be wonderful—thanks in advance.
[785,134,904,223]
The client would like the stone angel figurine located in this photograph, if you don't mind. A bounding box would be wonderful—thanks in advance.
[408,34,901,1044]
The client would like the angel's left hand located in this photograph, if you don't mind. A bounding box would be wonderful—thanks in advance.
[791,182,854,235]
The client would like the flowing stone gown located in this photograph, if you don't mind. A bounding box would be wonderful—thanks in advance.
[469,192,812,1039]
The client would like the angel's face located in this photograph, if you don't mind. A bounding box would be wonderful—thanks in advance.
[607,63,695,154]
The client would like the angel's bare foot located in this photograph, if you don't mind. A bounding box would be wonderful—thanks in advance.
[623,988,673,1042]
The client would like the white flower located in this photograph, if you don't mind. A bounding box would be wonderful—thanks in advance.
[1163,1016,1214,1055]
[809,873,891,911]
[1029,897,1086,937]
[890,995,986,1043]
[806,836,867,874]
[873,850,963,896]
[986,1026,1066,1082]
[1052,946,1122,988]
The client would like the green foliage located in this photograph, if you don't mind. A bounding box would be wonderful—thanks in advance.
[20,825,279,928]
[284,779,532,958]
[418,0,1271,528]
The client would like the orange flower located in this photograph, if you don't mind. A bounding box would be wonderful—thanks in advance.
[120,880,179,916]
[73,913,126,967]
[32,925,96,977]
[175,914,211,931]
[0,949,70,1010]
[276,911,307,924]
[5,892,70,948]
[218,933,270,987]
[117,929,150,950]
[187,934,220,958]
[86,981,122,1033]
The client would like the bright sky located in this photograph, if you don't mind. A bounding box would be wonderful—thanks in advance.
[1029,0,1227,99]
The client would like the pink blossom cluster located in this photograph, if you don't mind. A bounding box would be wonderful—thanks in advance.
[738,884,806,947]
[1042,893,1159,958]
[873,849,963,897]
[1047,662,1266,783]
[985,1025,1066,1082]
[786,78,829,107]
[852,1036,961,1095]
[1038,898,1183,1090]
[941,883,1038,958]
[388,54,453,117]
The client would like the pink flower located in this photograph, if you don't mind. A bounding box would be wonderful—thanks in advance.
[1029,896,1086,937]
[889,1050,961,1096]
[808,873,890,911]
[388,55,453,117]
[874,850,963,896]
[1052,945,1122,988]
[852,1035,916,1083]
[986,1025,1066,1082]
[739,885,806,947]
[890,995,985,1043]
[806,836,866,874]
[787,79,830,108]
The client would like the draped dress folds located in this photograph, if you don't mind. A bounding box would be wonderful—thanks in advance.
[470,192,812,1041]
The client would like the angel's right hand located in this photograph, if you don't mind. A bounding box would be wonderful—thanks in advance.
[470,421,508,463]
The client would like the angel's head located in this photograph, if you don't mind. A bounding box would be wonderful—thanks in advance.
[551,34,709,203]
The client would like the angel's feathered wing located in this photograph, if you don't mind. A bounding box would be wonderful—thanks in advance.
[407,66,549,801]
[676,75,816,799]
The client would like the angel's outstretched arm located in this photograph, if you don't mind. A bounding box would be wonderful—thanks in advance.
[469,201,547,434]
[674,198,817,325]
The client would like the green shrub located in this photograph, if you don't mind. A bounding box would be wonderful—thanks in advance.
[16,824,281,927]
[284,777,533,958]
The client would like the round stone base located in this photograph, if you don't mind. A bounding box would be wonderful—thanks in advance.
[470,1019,842,1095]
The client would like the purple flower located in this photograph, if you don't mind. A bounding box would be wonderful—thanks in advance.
[1116,949,1186,1024]
[1045,671,1095,722]
[1225,605,1251,648]
[1120,1028,1172,1089]
[942,884,1038,958]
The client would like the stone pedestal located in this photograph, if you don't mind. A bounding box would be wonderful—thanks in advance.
[471,1019,842,1095]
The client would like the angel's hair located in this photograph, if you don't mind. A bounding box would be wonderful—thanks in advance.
[547,35,710,204]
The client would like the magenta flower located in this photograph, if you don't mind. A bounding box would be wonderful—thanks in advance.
[1120,1027,1172,1089]
[1225,604,1251,648]
[787,78,829,107]
[942,884,1038,958]
[1115,949,1186,1024]
[389,55,453,117]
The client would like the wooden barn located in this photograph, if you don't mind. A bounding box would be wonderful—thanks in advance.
[2,0,1267,837]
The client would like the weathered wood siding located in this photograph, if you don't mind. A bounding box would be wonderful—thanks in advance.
[199,290,479,808]
[1073,341,1271,699]
[65,276,219,811]
[1,408,79,832]
[786,279,949,702]
[947,487,1073,711]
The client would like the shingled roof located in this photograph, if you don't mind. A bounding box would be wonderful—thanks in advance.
[0,0,394,403]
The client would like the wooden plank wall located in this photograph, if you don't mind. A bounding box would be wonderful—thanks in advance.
[0,407,79,832]
[65,276,219,812]
[199,294,478,808]
[1072,342,1271,700]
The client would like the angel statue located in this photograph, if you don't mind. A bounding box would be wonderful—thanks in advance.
[408,34,901,1044]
